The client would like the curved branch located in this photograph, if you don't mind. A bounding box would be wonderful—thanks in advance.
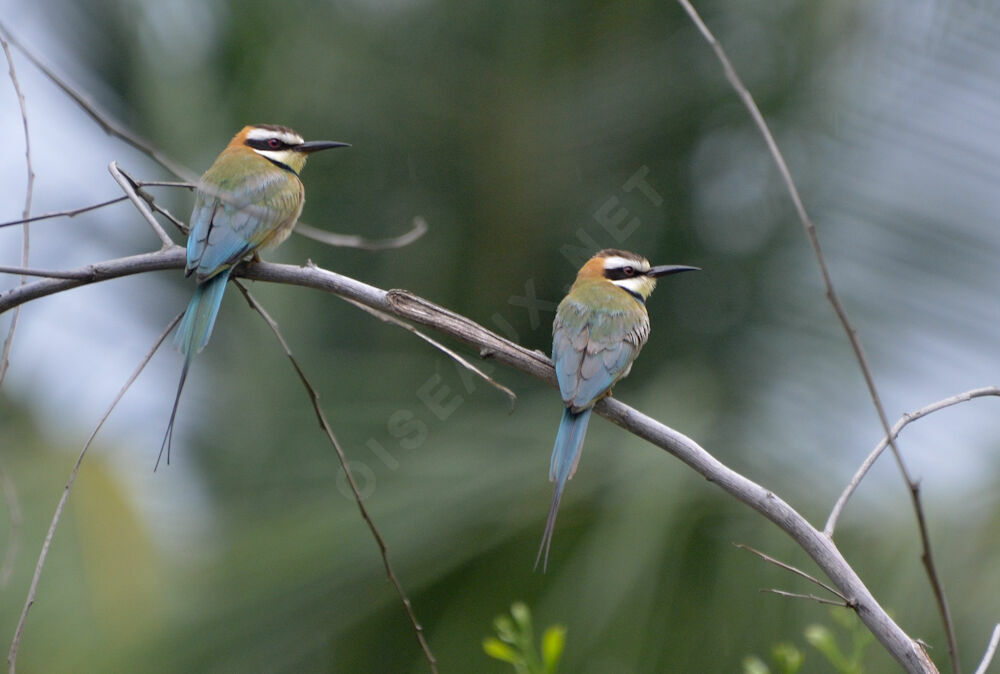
[975,623,1000,674]
[0,22,196,183]
[677,2,952,669]
[826,387,1000,537]
[295,217,428,250]
[0,248,936,671]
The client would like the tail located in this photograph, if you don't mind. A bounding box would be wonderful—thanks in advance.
[174,271,230,356]
[158,271,230,469]
[535,406,592,572]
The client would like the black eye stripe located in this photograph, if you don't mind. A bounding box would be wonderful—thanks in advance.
[604,267,646,281]
[246,138,293,151]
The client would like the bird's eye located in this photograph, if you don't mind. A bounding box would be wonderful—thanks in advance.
[268,138,281,149]
[623,266,635,276]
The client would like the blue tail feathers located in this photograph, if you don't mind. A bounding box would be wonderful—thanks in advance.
[158,271,230,469]
[535,406,593,571]
[175,271,230,356]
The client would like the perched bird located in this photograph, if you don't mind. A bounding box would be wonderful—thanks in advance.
[159,124,349,467]
[536,248,698,570]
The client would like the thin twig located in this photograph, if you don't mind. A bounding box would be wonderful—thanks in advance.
[0,197,129,230]
[974,623,1000,674]
[762,588,851,608]
[0,22,195,183]
[7,314,180,674]
[677,2,957,670]
[735,543,849,603]
[825,387,1000,536]
[0,184,195,229]
[136,180,195,190]
[119,168,193,234]
[0,31,34,392]
[232,281,438,673]
[0,457,21,587]
[108,161,175,248]
[341,294,517,410]
[295,216,428,251]
[0,252,940,672]
[0,34,32,587]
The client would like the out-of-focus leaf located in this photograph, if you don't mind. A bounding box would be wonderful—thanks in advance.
[484,637,522,665]
[540,624,566,673]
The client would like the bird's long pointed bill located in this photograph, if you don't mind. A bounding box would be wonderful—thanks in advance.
[648,264,700,277]
[297,140,351,154]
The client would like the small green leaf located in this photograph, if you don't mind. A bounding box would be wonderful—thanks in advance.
[511,602,533,632]
[484,637,522,664]
[804,625,834,652]
[805,624,852,672]
[541,625,566,672]
[495,615,517,643]
[742,655,771,674]
[771,642,803,674]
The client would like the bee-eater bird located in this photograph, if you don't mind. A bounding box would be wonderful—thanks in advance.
[536,248,698,570]
[159,124,349,467]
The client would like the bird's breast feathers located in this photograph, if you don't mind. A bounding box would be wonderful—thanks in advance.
[552,293,650,410]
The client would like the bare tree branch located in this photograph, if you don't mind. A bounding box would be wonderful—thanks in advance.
[0,266,100,279]
[232,281,438,673]
[0,197,129,230]
[0,30,34,392]
[676,2,954,670]
[0,32,34,594]
[0,22,196,182]
[108,161,175,248]
[295,216,428,250]
[761,589,850,608]
[0,247,186,312]
[735,543,849,604]
[974,623,1000,674]
[7,314,181,674]
[0,249,949,672]
[825,387,1000,537]
[0,457,20,588]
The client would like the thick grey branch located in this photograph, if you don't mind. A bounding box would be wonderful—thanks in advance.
[0,248,186,312]
[0,249,935,671]
[0,250,940,672]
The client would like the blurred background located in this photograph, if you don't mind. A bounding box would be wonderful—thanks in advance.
[1,0,999,671]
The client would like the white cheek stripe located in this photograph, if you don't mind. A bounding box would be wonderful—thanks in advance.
[252,148,296,164]
[612,276,651,294]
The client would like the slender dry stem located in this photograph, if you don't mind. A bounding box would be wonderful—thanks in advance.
[735,543,849,604]
[676,2,956,670]
[0,31,34,593]
[974,623,1000,674]
[0,31,34,391]
[762,588,850,608]
[0,458,21,587]
[108,161,175,248]
[7,315,180,674]
[0,22,195,182]
[296,216,428,250]
[233,282,438,673]
[825,387,1000,536]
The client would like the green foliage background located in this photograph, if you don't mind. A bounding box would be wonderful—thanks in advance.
[2,1,1000,672]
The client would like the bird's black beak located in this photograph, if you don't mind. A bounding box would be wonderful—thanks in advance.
[648,264,700,278]
[296,140,351,154]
